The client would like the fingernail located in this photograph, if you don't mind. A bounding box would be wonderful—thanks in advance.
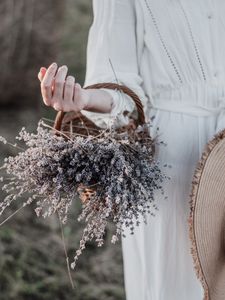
[52,62,57,67]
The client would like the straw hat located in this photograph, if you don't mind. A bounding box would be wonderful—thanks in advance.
[188,127,225,300]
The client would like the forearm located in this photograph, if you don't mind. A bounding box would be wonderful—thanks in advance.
[83,89,114,113]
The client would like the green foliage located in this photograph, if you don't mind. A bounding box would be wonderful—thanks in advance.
[0,202,125,300]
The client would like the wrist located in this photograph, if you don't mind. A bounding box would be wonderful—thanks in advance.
[81,88,114,113]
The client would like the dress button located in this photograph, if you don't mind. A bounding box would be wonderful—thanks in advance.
[214,71,218,77]
[207,13,213,19]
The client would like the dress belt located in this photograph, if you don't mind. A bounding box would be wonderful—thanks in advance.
[151,96,225,117]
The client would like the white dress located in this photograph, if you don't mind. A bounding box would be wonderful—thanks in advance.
[82,1,225,299]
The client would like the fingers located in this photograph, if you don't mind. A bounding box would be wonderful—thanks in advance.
[52,65,68,111]
[38,67,47,82]
[73,83,83,111]
[41,62,58,106]
[63,76,75,110]
[39,62,84,112]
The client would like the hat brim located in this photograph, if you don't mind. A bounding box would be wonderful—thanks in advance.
[188,127,225,300]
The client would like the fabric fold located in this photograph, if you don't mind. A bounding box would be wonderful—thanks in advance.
[81,0,149,129]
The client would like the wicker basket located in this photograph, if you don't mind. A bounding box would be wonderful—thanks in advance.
[53,82,155,204]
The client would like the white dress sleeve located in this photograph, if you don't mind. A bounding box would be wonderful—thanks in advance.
[81,0,149,129]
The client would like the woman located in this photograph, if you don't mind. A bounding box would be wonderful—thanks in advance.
[38,1,225,299]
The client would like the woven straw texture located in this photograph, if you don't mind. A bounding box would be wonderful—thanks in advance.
[188,127,225,300]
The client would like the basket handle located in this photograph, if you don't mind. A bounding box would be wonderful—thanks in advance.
[54,82,146,131]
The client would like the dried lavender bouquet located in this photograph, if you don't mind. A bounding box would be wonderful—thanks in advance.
[0,119,171,270]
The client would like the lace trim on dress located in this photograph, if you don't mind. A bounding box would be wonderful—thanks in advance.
[177,0,207,81]
[143,0,183,84]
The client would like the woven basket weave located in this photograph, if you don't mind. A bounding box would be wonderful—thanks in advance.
[53,82,154,204]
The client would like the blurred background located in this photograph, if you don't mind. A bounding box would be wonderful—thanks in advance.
[0,1,125,299]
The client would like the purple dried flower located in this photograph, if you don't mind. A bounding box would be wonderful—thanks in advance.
[0,119,171,271]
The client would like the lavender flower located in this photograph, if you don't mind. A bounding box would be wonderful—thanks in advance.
[0,119,171,270]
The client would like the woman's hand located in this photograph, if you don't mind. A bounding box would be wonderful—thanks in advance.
[37,62,90,112]
[38,62,114,114]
